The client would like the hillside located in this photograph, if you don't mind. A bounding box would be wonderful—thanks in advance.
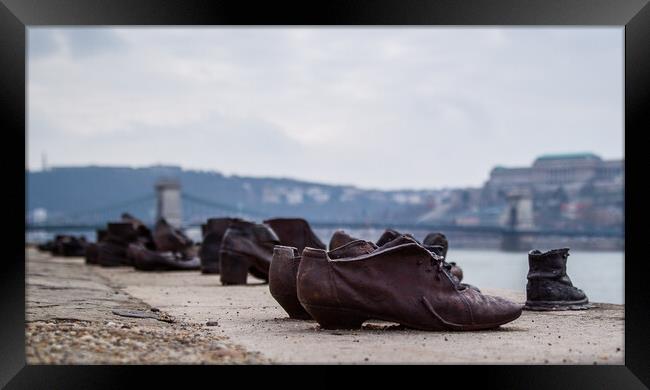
[26,166,445,224]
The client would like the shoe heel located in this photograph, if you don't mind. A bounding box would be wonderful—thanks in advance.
[201,263,220,274]
[272,294,312,320]
[200,254,221,274]
[302,304,366,329]
[219,251,250,285]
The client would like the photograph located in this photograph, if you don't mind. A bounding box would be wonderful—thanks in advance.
[23,25,626,365]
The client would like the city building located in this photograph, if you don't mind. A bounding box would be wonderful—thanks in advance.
[480,153,624,230]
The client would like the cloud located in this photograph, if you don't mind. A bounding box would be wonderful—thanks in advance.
[27,27,623,189]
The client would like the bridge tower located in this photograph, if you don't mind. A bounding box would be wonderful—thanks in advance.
[155,178,182,228]
[501,190,534,251]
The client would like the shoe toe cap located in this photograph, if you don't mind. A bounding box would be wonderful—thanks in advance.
[475,295,523,325]
[570,287,588,301]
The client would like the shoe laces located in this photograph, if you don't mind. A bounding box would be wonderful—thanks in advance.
[427,251,464,289]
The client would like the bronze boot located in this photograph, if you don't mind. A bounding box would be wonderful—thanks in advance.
[97,222,138,267]
[84,229,106,265]
[423,232,448,257]
[219,221,281,285]
[199,217,249,274]
[524,248,589,310]
[269,246,309,319]
[328,230,361,250]
[59,236,87,257]
[121,213,156,250]
[153,218,193,253]
[130,242,200,271]
[423,232,464,282]
[263,218,326,251]
[375,229,402,247]
[270,239,377,320]
[297,240,522,330]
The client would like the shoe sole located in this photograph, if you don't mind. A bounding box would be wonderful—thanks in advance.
[270,293,313,320]
[523,298,591,311]
[302,303,522,331]
[200,256,220,274]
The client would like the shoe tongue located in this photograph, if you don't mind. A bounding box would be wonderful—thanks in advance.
[379,234,419,250]
[424,244,446,258]
[375,229,401,247]
[423,232,447,246]
[329,240,377,259]
[206,218,238,235]
[228,219,255,230]
[253,224,281,243]
[329,230,360,250]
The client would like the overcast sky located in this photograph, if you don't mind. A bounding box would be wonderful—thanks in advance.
[28,27,623,190]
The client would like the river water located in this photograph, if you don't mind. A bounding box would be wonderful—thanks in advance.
[27,227,624,304]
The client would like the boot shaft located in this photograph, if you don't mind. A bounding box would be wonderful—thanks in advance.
[263,218,326,251]
[375,229,401,247]
[206,217,249,237]
[220,222,280,257]
[329,230,359,250]
[96,229,108,242]
[527,248,571,281]
[153,218,193,252]
[269,245,301,297]
[423,232,448,258]
[106,222,138,244]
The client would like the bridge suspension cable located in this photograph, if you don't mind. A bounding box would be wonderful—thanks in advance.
[181,192,268,218]
[33,193,156,225]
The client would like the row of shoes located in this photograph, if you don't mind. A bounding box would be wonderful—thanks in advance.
[36,214,590,331]
[199,217,333,284]
[196,217,462,286]
[37,234,87,257]
[269,229,590,331]
[197,216,589,330]
[84,213,201,271]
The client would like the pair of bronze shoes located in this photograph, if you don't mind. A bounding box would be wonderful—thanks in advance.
[270,231,523,331]
[199,217,326,285]
[38,234,87,257]
[87,213,199,271]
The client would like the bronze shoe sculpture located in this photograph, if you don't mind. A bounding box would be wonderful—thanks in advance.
[269,246,308,319]
[329,229,413,250]
[121,213,156,250]
[37,240,54,253]
[524,248,590,310]
[423,232,464,282]
[270,239,377,320]
[219,220,281,285]
[97,222,139,266]
[85,229,107,265]
[58,235,87,257]
[263,217,326,251]
[328,230,361,250]
[423,232,448,257]
[297,238,522,330]
[153,218,193,252]
[45,235,65,255]
[130,242,200,271]
[378,229,464,283]
[85,242,99,265]
[42,235,86,257]
[375,229,403,247]
[199,217,249,274]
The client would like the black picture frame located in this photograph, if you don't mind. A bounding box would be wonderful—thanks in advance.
[2,0,648,388]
